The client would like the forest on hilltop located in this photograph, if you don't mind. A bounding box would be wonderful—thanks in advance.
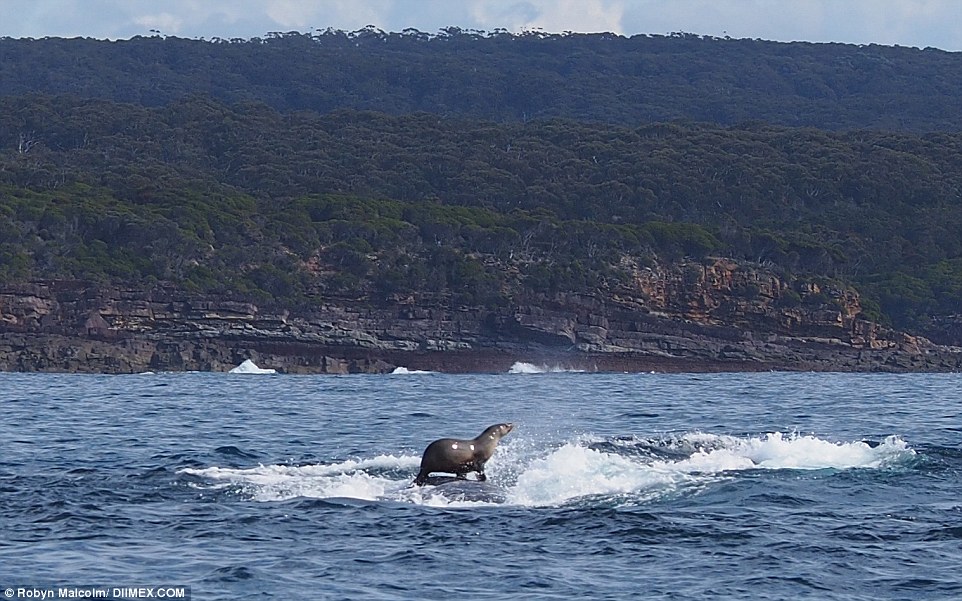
[1,31,962,344]
[2,94,962,342]
[2,29,962,131]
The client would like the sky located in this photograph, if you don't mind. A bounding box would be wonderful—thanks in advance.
[2,0,961,51]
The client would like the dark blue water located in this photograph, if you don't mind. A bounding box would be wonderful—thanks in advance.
[1,368,960,600]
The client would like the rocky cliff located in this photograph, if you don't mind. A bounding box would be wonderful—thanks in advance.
[1,259,959,373]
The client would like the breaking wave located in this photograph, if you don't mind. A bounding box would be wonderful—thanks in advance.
[507,361,586,374]
[228,359,277,374]
[180,432,916,508]
[390,367,436,375]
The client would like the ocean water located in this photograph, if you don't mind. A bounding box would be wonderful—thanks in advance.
[1,367,960,600]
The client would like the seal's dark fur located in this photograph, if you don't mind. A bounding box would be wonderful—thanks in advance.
[413,423,513,486]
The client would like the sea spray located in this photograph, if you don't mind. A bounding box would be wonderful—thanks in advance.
[390,367,436,375]
[229,359,276,374]
[507,362,585,374]
[181,432,916,508]
[181,454,421,502]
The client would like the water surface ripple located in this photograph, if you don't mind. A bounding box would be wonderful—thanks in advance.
[1,371,960,600]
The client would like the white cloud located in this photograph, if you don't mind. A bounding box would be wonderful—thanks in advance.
[132,12,184,35]
[526,0,625,34]
[263,0,386,30]
[617,0,962,49]
[468,1,540,32]
[1,0,960,50]
[470,0,624,34]
[265,0,314,27]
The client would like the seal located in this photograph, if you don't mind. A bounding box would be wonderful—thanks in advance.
[413,423,514,486]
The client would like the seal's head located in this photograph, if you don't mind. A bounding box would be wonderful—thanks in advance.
[482,423,513,441]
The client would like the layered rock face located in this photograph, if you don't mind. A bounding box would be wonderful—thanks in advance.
[1,259,959,373]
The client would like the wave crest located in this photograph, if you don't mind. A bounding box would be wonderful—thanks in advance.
[179,432,916,507]
[508,361,585,374]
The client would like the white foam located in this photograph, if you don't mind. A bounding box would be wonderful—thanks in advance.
[504,432,914,506]
[390,367,435,375]
[678,432,915,471]
[506,442,698,506]
[229,359,276,374]
[181,432,915,508]
[181,454,420,502]
[507,361,584,374]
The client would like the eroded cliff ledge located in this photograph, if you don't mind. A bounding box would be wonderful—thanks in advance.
[1,259,959,374]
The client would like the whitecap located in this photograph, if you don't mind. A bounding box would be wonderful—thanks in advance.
[507,361,584,374]
[180,432,915,508]
[390,367,435,375]
[180,454,420,502]
[229,359,276,374]
[505,442,699,506]
[671,431,915,471]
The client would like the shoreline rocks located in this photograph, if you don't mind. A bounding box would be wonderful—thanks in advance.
[2,262,961,374]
